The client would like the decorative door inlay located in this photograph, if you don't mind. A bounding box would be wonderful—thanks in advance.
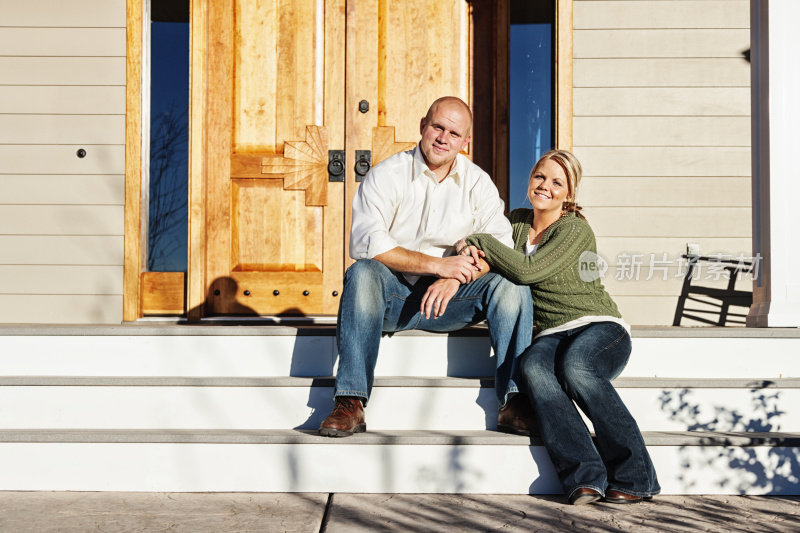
[261,125,330,206]
[230,126,328,273]
[371,126,415,166]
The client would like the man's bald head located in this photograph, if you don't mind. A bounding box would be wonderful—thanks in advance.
[423,96,473,135]
[418,96,473,179]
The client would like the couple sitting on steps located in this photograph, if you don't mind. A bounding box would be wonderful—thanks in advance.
[318,96,660,506]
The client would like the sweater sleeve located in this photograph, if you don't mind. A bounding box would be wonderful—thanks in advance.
[465,219,594,285]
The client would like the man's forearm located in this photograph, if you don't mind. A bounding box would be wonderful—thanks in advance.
[373,246,482,283]
[373,247,440,276]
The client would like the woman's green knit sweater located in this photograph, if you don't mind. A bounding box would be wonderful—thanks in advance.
[466,208,621,332]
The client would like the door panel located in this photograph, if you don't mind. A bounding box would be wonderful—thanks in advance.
[234,0,322,152]
[377,0,471,143]
[344,0,472,260]
[203,0,343,316]
[198,0,469,316]
[230,180,323,272]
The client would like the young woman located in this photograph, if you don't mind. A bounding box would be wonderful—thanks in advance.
[462,150,660,505]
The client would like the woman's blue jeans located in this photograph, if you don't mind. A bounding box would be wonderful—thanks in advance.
[335,259,533,407]
[520,322,660,499]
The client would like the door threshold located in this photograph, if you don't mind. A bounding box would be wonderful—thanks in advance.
[136,316,339,326]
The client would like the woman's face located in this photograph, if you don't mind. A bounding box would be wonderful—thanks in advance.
[528,158,569,213]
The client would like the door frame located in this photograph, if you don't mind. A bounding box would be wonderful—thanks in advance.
[123,0,199,320]
[122,0,573,321]
[123,0,145,321]
[471,0,572,205]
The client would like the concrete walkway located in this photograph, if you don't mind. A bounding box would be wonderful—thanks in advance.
[0,493,798,532]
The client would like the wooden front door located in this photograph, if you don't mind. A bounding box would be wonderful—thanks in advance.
[196,0,471,316]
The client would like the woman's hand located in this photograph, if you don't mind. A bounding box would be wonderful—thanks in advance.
[420,278,460,319]
[456,239,486,270]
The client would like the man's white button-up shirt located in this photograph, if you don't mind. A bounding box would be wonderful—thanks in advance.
[350,145,513,284]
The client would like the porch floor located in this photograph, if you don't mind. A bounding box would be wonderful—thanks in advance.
[0,491,797,532]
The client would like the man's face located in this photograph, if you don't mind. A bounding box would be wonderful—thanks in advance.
[418,101,472,176]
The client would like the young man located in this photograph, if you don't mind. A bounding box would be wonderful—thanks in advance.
[319,96,534,437]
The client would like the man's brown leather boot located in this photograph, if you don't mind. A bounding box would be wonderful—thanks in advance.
[497,394,539,437]
[319,396,366,437]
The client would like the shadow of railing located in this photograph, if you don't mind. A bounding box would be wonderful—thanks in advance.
[672,254,753,326]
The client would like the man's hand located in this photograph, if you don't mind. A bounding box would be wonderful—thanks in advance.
[420,278,460,319]
[455,239,487,282]
[434,255,482,284]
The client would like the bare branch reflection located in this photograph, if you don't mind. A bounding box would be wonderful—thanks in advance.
[148,104,188,272]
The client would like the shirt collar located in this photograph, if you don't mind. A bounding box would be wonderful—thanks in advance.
[413,144,463,185]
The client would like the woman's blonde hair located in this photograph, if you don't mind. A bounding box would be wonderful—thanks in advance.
[530,149,585,220]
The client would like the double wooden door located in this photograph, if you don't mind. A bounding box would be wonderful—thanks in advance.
[193,0,471,316]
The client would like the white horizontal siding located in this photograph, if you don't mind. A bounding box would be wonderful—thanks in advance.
[595,237,754,259]
[0,28,126,56]
[613,296,704,325]
[0,0,125,27]
[0,115,125,144]
[573,0,752,325]
[603,269,753,297]
[595,234,754,263]
[579,177,751,207]
[0,295,122,324]
[584,207,751,239]
[574,147,750,177]
[573,88,750,116]
[574,1,749,30]
[574,117,750,147]
[0,57,125,85]
[0,176,123,205]
[0,206,123,235]
[0,86,125,115]
[0,266,123,295]
[574,29,750,59]
[0,2,125,324]
[0,236,122,265]
[593,236,755,293]
[0,146,125,175]
[574,58,749,87]
[616,295,752,326]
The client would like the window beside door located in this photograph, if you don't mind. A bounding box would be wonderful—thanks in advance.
[508,2,554,210]
[146,0,189,272]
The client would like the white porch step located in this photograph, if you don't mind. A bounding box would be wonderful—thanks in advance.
[0,324,798,494]
[0,429,797,494]
[1,324,799,379]
[0,376,798,433]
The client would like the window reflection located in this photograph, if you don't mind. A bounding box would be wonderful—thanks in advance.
[509,3,554,210]
[147,7,189,272]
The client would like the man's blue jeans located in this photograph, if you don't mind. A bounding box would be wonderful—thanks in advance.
[520,322,660,499]
[335,259,533,407]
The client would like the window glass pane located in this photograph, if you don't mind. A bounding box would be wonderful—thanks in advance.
[148,14,189,272]
[509,18,553,210]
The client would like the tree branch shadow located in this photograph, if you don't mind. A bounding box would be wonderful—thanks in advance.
[659,382,800,494]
